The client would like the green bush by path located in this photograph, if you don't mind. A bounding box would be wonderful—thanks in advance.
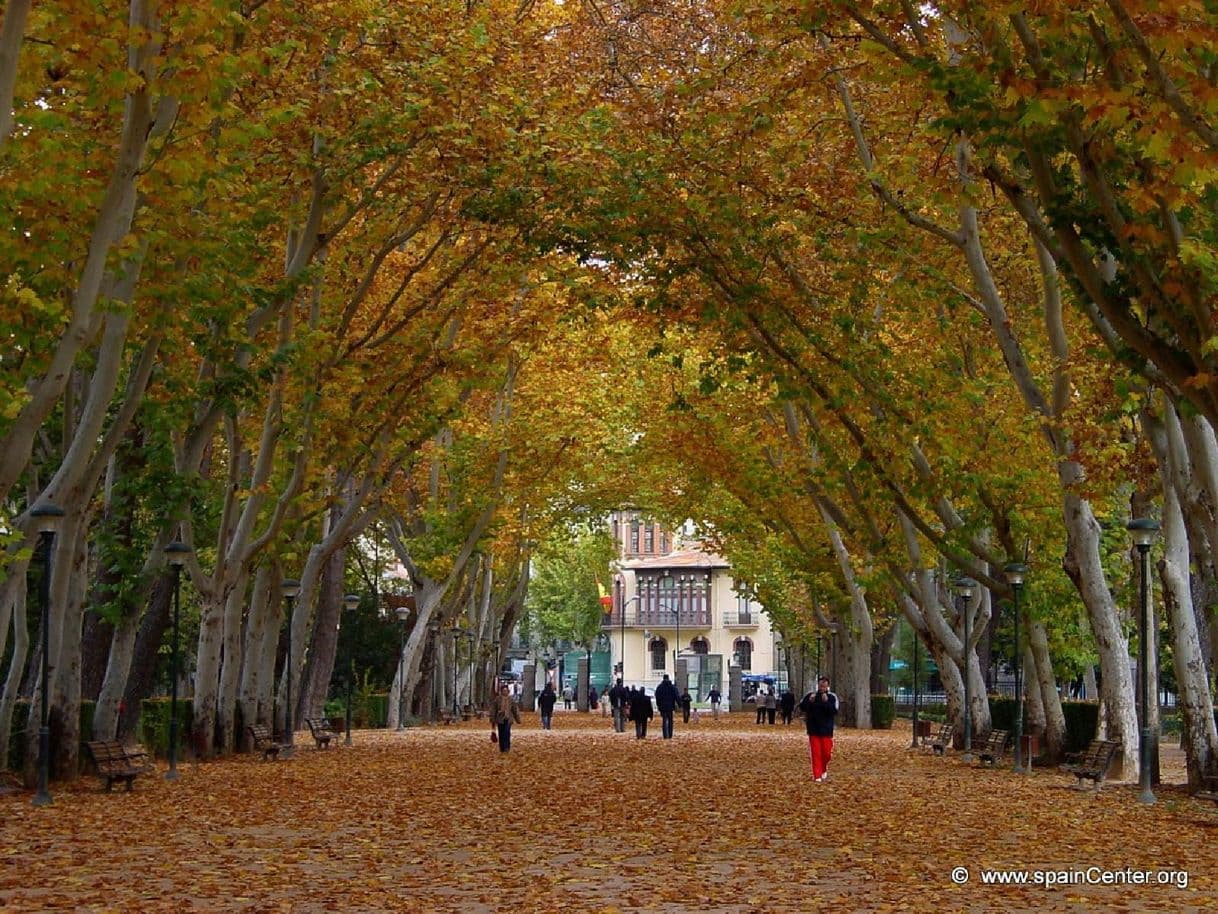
[139,697,194,756]
[871,694,895,729]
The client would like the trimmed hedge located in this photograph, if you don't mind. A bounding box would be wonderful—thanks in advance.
[5,700,96,770]
[899,696,1100,752]
[989,696,1019,733]
[363,694,389,728]
[871,694,895,729]
[1060,700,1100,753]
[139,698,194,756]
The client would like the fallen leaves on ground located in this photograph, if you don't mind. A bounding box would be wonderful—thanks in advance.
[1,713,1215,912]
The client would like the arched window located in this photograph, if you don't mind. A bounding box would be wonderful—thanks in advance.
[690,637,709,655]
[734,638,753,671]
[650,638,668,671]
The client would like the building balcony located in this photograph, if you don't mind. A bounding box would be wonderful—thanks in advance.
[722,611,759,628]
[602,609,710,629]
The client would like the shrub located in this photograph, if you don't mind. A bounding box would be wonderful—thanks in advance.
[871,694,895,729]
[989,696,1018,732]
[139,698,193,756]
[1061,701,1100,753]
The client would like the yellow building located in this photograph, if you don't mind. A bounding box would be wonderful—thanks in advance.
[605,511,777,699]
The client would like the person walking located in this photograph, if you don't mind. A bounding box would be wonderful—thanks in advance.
[629,686,653,739]
[655,674,678,739]
[799,676,839,782]
[708,687,721,719]
[765,686,777,725]
[779,688,796,725]
[588,685,599,712]
[562,684,574,710]
[609,678,628,733]
[755,689,766,725]
[679,688,692,724]
[489,683,522,753]
[537,682,557,730]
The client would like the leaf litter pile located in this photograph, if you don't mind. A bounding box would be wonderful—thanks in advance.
[2,713,1215,912]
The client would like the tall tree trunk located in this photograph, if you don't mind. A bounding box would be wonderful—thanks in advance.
[215,580,249,753]
[300,545,345,720]
[191,596,226,757]
[870,625,895,695]
[1027,621,1067,761]
[116,576,172,742]
[49,519,89,782]
[239,565,277,738]
[0,560,31,769]
[1154,411,1218,785]
[1061,493,1139,777]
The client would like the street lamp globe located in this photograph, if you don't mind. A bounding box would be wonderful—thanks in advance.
[1126,518,1160,549]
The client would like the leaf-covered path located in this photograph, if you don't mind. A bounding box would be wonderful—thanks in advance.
[2,714,1215,912]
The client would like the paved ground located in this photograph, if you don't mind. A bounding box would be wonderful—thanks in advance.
[1,713,1214,912]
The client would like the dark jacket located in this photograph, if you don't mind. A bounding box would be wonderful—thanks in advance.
[708,689,721,704]
[629,692,654,722]
[609,683,627,709]
[780,691,796,714]
[799,689,838,737]
[654,678,678,714]
[538,688,557,713]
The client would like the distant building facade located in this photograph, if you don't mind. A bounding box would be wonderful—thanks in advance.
[604,510,777,699]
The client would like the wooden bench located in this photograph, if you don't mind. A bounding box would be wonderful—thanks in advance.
[1194,771,1218,804]
[305,717,335,749]
[976,729,1010,767]
[84,739,154,792]
[1060,739,1121,790]
[925,723,954,755]
[247,724,283,760]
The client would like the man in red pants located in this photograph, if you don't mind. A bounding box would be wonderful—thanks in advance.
[799,676,839,782]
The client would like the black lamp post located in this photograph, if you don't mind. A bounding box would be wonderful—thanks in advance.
[164,542,192,780]
[395,605,410,730]
[1127,518,1159,805]
[466,630,476,712]
[343,593,360,746]
[910,623,920,750]
[280,578,300,756]
[955,577,977,762]
[666,573,679,675]
[30,501,64,807]
[1004,562,1028,773]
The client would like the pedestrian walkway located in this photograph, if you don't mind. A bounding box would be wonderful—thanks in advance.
[0,716,1211,912]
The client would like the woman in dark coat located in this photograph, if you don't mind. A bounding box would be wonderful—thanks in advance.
[628,687,653,739]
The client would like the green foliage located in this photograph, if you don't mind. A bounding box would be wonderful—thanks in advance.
[989,696,1019,733]
[1060,701,1101,754]
[870,694,895,729]
[363,693,389,729]
[138,698,193,756]
[525,523,615,649]
[5,701,95,770]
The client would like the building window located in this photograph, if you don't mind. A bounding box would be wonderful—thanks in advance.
[650,638,667,670]
[735,593,753,623]
[644,526,654,553]
[690,637,709,655]
[734,638,753,671]
[630,522,639,553]
[660,532,668,553]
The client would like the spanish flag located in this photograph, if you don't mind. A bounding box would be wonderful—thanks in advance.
[597,578,612,608]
